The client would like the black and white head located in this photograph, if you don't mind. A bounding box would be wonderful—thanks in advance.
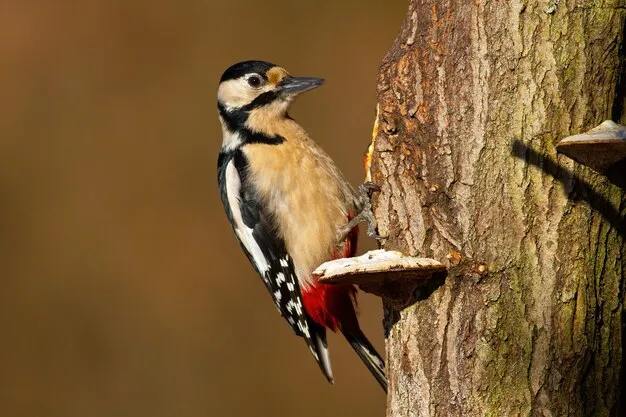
[217,60,324,150]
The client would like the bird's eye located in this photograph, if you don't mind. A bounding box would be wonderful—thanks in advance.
[247,75,263,88]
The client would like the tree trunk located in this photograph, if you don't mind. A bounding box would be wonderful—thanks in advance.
[370,1,626,416]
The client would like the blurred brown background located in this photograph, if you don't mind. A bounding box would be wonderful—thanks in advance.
[0,1,406,416]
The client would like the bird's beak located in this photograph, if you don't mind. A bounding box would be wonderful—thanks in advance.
[278,76,325,95]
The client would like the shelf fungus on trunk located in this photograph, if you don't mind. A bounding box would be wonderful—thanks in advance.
[556,120,626,174]
[313,249,447,307]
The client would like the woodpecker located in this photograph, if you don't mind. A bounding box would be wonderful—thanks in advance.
[216,60,387,392]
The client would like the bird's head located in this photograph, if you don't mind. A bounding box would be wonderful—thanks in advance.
[217,61,324,129]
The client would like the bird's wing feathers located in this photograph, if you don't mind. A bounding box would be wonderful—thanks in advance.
[218,150,332,380]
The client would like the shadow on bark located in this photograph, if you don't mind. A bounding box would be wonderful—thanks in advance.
[380,257,489,338]
[511,140,625,237]
[382,271,447,338]
[606,159,626,190]
[513,139,625,416]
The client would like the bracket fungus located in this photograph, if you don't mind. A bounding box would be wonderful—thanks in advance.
[313,250,447,306]
[556,120,626,174]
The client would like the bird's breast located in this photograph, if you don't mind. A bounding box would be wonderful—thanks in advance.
[243,137,356,288]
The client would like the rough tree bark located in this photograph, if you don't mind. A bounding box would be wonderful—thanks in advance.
[370,1,626,416]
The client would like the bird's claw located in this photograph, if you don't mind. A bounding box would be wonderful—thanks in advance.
[361,197,387,240]
[366,223,387,241]
[359,182,381,198]
[352,182,387,241]
[338,182,386,243]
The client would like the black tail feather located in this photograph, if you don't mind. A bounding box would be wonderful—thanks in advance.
[342,327,388,393]
[306,320,334,384]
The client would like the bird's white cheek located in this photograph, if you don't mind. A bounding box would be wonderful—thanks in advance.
[217,80,255,108]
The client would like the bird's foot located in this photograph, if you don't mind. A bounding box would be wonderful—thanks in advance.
[338,182,386,242]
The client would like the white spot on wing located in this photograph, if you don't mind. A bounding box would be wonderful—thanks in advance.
[225,161,269,273]
[297,321,310,338]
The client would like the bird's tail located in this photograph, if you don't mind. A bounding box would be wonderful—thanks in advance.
[342,327,388,393]
[306,321,334,384]
[301,281,386,391]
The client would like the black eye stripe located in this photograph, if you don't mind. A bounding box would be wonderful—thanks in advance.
[241,91,278,111]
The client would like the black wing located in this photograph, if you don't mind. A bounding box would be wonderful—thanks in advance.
[218,149,333,381]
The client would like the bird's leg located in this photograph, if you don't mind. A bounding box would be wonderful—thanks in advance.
[338,182,386,241]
